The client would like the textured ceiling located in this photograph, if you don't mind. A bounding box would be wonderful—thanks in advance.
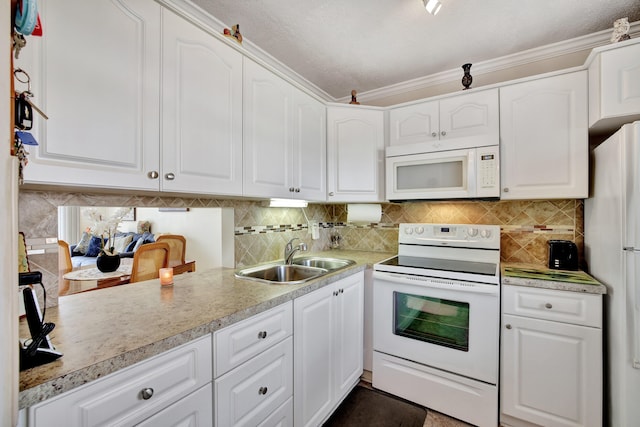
[192,0,640,99]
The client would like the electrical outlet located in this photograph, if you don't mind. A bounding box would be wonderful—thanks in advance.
[310,221,320,240]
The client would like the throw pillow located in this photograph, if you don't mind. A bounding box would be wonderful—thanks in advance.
[137,220,151,233]
[132,236,146,252]
[113,234,134,254]
[86,236,106,257]
[74,232,92,255]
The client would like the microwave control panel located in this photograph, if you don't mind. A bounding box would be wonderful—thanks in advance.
[476,146,499,197]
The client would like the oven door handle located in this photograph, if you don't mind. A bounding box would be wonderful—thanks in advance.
[373,271,499,295]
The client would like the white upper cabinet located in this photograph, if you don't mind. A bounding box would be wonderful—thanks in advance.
[19,0,244,196]
[389,89,499,150]
[327,106,385,202]
[587,39,640,134]
[243,59,326,201]
[293,90,327,201]
[19,0,161,190]
[499,71,588,200]
[161,9,243,195]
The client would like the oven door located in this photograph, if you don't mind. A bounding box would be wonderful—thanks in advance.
[373,270,499,384]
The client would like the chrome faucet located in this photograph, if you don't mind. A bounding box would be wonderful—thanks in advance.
[284,238,307,264]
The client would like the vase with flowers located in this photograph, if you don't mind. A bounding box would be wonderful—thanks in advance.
[86,207,133,273]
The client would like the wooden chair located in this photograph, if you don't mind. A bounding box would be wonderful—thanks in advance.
[156,234,195,274]
[57,240,73,295]
[156,234,186,268]
[129,242,170,283]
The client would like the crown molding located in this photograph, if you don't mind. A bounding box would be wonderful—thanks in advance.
[335,20,640,104]
[157,1,638,105]
[157,0,333,102]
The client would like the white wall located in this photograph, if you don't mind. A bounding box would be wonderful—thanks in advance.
[2,0,19,424]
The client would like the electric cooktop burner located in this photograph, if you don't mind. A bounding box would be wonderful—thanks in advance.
[379,255,497,276]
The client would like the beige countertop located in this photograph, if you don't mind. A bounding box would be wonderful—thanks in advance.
[19,250,394,409]
[501,262,607,295]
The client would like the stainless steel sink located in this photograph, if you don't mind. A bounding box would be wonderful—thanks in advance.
[235,264,328,284]
[235,257,356,284]
[291,256,356,271]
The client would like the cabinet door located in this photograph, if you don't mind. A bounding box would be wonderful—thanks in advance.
[327,107,385,202]
[333,272,364,401]
[501,314,602,427]
[293,285,335,427]
[243,59,293,198]
[389,100,439,146]
[439,89,498,148]
[20,0,161,191]
[161,9,243,195]
[589,41,640,131]
[292,90,326,201]
[499,71,588,199]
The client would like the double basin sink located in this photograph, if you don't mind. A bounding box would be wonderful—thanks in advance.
[235,256,356,284]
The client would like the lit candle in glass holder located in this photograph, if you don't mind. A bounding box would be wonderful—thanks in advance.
[159,267,174,286]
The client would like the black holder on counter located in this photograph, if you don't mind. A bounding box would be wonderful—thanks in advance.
[19,272,62,370]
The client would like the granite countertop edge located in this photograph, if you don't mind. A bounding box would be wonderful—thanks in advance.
[501,263,607,295]
[18,250,394,409]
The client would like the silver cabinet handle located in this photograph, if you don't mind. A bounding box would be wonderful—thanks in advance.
[505,324,512,329]
[545,303,553,309]
[503,188,509,193]
[440,131,446,136]
[258,331,267,339]
[295,188,300,193]
[289,187,295,192]
[141,388,154,400]
[259,386,268,395]
[329,192,334,197]
[147,171,159,179]
[431,132,437,137]
[165,173,175,180]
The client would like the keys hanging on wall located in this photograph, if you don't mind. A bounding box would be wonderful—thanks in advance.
[13,68,48,130]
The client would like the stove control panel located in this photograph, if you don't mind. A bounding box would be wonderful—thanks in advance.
[399,223,500,249]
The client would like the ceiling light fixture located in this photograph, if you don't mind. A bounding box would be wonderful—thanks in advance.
[264,198,308,208]
[423,0,442,15]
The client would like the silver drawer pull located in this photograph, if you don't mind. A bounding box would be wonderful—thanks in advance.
[545,303,553,309]
[147,171,159,179]
[505,324,512,329]
[259,386,268,395]
[165,172,175,180]
[141,387,154,400]
[258,331,268,339]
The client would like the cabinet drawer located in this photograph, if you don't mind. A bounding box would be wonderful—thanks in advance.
[28,334,212,427]
[137,384,212,427]
[502,285,602,328]
[257,397,293,427]
[215,336,293,427]
[214,301,292,377]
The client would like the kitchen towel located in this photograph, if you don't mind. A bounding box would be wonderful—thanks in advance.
[347,204,381,225]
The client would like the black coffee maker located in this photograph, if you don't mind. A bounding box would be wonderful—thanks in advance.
[547,240,579,270]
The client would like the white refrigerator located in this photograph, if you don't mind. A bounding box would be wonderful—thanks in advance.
[585,121,640,427]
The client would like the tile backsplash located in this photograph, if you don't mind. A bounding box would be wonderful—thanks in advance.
[18,189,583,307]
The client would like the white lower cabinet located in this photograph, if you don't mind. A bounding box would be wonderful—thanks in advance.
[26,335,212,427]
[500,286,602,427]
[293,271,364,427]
[213,301,294,427]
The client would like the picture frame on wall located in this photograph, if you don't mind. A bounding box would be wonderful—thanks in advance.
[122,208,136,221]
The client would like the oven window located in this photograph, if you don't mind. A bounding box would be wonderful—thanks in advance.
[394,292,469,352]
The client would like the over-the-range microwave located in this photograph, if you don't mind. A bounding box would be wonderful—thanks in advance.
[385,141,500,201]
